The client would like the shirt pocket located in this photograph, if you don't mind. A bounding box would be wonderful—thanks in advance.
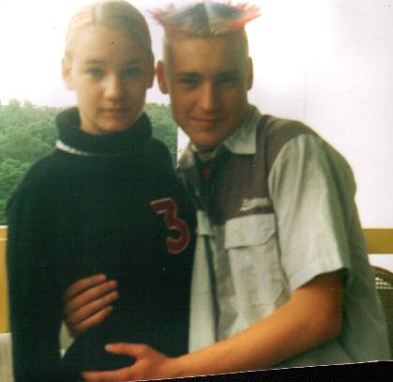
[224,213,284,306]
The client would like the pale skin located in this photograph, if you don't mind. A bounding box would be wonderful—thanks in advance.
[65,34,344,381]
[64,274,118,336]
[62,25,154,136]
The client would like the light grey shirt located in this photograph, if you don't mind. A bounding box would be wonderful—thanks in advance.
[178,106,390,367]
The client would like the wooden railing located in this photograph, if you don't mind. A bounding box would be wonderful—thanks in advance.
[363,229,393,254]
[0,226,9,333]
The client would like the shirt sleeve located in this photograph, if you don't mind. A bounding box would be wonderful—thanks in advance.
[268,133,356,291]
[6,172,63,381]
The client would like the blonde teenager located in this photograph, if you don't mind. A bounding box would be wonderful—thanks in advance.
[6,1,195,381]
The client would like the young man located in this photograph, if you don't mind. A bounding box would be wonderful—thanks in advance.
[66,3,390,381]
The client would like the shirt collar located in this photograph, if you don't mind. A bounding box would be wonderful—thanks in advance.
[221,105,261,155]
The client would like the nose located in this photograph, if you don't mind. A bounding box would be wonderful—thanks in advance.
[199,82,220,112]
[104,74,125,101]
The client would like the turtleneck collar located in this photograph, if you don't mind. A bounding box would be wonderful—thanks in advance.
[55,107,152,157]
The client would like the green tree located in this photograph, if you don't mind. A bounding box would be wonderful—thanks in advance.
[0,101,60,224]
[0,101,177,224]
[0,159,30,223]
[145,103,178,164]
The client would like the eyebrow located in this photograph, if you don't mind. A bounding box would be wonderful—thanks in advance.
[217,70,239,77]
[175,72,200,77]
[83,58,145,66]
[175,70,239,77]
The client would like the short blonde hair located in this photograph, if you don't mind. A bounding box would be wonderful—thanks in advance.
[65,0,153,60]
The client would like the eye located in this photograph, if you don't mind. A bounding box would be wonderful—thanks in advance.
[86,67,104,79]
[217,73,239,85]
[177,76,199,88]
[123,66,142,77]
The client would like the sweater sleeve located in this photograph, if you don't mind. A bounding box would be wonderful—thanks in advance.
[6,169,64,382]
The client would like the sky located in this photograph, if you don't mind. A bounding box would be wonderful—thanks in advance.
[0,0,335,108]
[1,0,393,233]
[0,0,173,106]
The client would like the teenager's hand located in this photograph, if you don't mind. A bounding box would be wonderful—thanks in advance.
[81,343,181,382]
[64,274,119,336]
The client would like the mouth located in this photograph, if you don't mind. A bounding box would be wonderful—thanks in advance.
[102,108,130,114]
[191,117,223,127]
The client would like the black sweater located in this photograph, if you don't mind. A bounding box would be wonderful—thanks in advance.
[6,108,195,381]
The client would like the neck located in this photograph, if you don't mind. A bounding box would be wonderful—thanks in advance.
[196,146,217,162]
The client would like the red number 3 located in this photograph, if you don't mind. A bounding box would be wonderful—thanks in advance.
[151,197,190,255]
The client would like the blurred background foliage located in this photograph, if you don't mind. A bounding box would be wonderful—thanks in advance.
[0,100,177,224]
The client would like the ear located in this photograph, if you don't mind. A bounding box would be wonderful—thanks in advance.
[62,57,74,90]
[156,61,169,94]
[246,57,254,90]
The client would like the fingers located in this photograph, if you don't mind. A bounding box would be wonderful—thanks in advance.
[64,274,119,335]
[68,305,114,334]
[66,287,119,323]
[65,274,108,301]
[65,277,118,315]
[82,366,132,382]
[81,343,162,381]
[104,343,145,357]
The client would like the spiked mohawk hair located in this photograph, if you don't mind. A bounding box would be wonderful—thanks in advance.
[151,2,260,37]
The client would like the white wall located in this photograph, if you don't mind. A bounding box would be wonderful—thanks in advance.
[246,0,393,229]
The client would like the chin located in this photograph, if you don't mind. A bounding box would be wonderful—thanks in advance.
[195,142,215,151]
[195,138,222,151]
[103,123,132,133]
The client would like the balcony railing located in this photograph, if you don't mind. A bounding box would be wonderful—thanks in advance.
[0,225,8,333]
